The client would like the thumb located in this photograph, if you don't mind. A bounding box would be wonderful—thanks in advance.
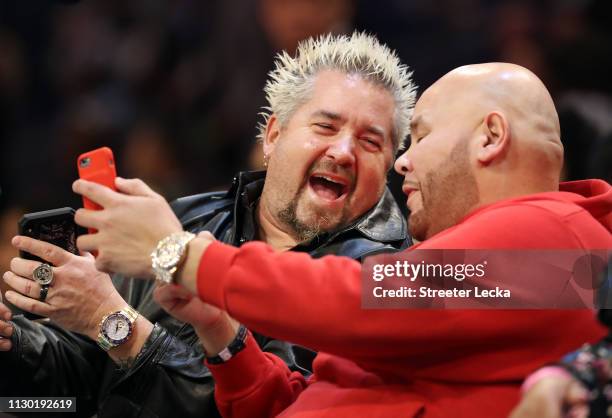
[0,295,11,321]
[197,231,215,241]
[115,177,158,198]
[81,251,95,260]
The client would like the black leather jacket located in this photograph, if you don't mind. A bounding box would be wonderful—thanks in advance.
[1,171,409,418]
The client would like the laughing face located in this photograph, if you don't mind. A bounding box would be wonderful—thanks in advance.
[260,70,396,242]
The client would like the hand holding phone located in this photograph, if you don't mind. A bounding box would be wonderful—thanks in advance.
[18,207,84,262]
[77,147,117,235]
[77,147,117,212]
[15,207,84,319]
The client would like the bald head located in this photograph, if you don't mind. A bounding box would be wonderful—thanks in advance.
[438,63,561,143]
[395,63,565,240]
[425,63,563,179]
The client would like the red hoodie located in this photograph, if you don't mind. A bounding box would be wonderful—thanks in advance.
[198,180,612,418]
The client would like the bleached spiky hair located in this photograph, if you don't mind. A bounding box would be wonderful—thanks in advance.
[257,31,417,151]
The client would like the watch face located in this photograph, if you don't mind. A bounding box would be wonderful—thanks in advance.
[102,312,132,344]
[157,240,183,269]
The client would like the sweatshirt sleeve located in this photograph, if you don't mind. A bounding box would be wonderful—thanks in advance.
[207,332,308,418]
[197,240,367,354]
[195,205,607,381]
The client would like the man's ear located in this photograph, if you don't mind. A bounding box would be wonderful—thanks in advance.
[263,114,281,157]
[476,111,510,165]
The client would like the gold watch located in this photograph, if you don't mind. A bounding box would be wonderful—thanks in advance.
[151,231,196,284]
[96,305,139,351]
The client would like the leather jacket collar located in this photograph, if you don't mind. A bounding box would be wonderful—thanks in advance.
[226,170,407,246]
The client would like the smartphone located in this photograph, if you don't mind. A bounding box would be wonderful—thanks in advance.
[18,207,85,263]
[16,207,85,320]
[77,147,117,211]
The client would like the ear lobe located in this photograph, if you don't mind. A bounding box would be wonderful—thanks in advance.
[477,111,510,164]
[263,114,281,156]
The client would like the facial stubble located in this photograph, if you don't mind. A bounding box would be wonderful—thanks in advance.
[408,139,479,241]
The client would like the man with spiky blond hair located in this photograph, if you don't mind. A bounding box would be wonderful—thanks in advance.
[1,32,415,418]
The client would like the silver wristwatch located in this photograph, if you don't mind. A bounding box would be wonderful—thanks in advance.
[96,305,140,351]
[151,231,196,284]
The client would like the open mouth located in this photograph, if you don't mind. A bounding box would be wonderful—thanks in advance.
[308,174,349,201]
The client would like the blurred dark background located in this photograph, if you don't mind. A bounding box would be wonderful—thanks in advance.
[0,0,611,272]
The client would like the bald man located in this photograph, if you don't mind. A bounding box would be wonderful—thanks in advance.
[73,63,611,417]
[399,62,566,242]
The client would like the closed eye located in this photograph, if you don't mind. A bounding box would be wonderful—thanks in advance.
[312,123,337,135]
[360,137,382,151]
[411,134,425,145]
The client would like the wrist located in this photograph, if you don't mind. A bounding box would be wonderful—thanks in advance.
[204,324,248,364]
[196,317,240,357]
[151,231,195,285]
[107,316,154,366]
[87,299,130,341]
[175,236,214,294]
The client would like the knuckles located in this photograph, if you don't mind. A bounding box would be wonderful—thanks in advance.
[29,301,39,315]
[24,281,33,297]
[98,212,114,230]
[41,246,57,262]
[74,209,86,224]
[9,257,20,272]
[56,265,77,282]
[95,255,113,273]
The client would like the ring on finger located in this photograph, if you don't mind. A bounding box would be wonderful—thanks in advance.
[33,263,54,286]
[39,285,49,302]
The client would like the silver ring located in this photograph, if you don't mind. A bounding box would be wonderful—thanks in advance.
[33,263,54,286]
[39,285,49,302]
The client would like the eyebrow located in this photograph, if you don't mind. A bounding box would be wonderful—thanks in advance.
[311,110,386,139]
[410,115,422,134]
[311,110,344,122]
[365,125,385,138]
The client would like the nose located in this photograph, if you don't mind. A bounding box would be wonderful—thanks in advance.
[325,135,355,167]
[394,149,414,176]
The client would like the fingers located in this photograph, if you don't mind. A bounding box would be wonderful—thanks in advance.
[3,271,41,299]
[0,336,12,351]
[153,284,193,315]
[12,236,71,266]
[4,290,52,317]
[115,177,158,198]
[0,297,12,351]
[0,299,11,321]
[81,251,95,261]
[72,179,120,208]
[0,319,13,338]
[9,257,45,280]
[76,233,99,254]
[154,284,192,306]
[74,208,105,231]
[197,231,215,240]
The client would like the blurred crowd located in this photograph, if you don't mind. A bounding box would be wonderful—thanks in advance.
[0,0,611,276]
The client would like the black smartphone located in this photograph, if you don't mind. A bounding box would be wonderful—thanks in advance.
[13,208,85,319]
[17,207,85,262]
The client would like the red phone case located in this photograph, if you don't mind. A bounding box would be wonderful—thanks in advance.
[77,146,117,218]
